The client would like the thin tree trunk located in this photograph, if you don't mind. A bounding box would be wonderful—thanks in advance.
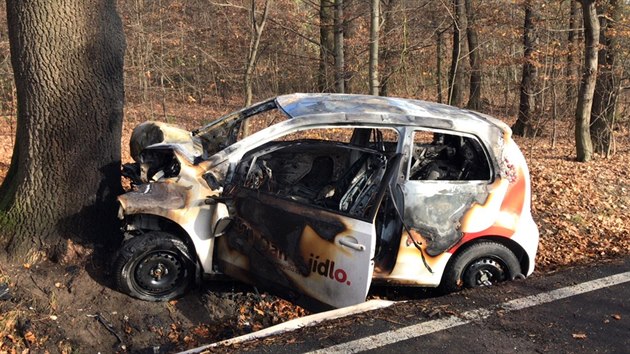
[590,0,620,157]
[465,0,482,110]
[566,0,580,104]
[448,0,466,107]
[379,0,399,97]
[334,0,345,93]
[575,0,599,162]
[436,29,444,103]
[512,1,537,137]
[318,0,334,92]
[244,0,271,107]
[0,0,125,261]
[368,0,380,95]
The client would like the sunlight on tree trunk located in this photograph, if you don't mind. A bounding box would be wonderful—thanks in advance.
[575,0,599,162]
[368,0,380,95]
[0,0,125,261]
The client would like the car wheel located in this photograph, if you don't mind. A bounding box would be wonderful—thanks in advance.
[113,232,194,301]
[440,241,520,293]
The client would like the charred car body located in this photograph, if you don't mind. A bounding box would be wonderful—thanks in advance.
[115,93,539,310]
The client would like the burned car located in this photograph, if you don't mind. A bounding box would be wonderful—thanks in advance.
[114,93,539,310]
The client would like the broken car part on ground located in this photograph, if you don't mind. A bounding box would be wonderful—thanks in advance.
[114,93,539,311]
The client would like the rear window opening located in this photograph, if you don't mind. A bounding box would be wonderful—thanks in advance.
[409,130,491,181]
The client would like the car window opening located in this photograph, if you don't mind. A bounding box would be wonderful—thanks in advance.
[409,130,491,181]
[236,128,399,220]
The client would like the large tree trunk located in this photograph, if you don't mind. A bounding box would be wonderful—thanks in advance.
[333,0,345,93]
[368,0,380,95]
[448,0,466,107]
[575,0,599,162]
[590,0,620,157]
[465,0,482,110]
[0,0,126,261]
[512,1,538,137]
[318,0,335,92]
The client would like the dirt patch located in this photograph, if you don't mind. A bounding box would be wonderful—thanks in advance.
[0,249,306,353]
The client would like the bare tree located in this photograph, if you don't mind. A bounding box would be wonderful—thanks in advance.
[378,0,400,97]
[368,0,380,95]
[0,0,125,260]
[575,0,599,162]
[465,0,482,110]
[448,0,467,107]
[566,0,580,104]
[334,0,345,93]
[319,0,335,92]
[244,0,272,107]
[591,0,621,157]
[513,0,538,137]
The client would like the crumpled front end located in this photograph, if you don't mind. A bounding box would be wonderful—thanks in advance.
[118,121,229,274]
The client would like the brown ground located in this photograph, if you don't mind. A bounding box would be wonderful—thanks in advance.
[0,102,629,353]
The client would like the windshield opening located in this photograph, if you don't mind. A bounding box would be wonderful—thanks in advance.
[192,98,289,156]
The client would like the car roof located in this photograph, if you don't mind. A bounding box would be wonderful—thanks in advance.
[275,93,509,133]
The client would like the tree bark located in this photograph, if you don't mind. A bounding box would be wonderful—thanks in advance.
[448,0,466,107]
[512,1,538,137]
[318,0,335,92]
[0,0,126,261]
[590,0,620,157]
[436,29,445,103]
[465,0,482,110]
[368,0,380,95]
[566,0,580,104]
[575,0,599,162]
[244,0,271,107]
[334,0,345,93]
[378,0,399,97]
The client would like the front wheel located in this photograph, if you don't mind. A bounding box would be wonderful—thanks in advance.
[113,232,194,301]
[439,241,520,293]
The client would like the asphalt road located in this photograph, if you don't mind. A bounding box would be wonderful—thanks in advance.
[193,256,630,354]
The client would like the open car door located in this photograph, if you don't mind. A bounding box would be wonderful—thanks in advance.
[216,142,401,310]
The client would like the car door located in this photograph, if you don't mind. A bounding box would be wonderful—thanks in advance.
[403,130,494,257]
[216,142,401,310]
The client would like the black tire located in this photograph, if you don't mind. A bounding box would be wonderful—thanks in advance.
[113,232,194,301]
[439,241,520,293]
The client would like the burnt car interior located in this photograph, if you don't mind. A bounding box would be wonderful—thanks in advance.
[235,141,392,220]
[409,131,491,181]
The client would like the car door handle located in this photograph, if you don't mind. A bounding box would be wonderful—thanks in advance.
[339,237,366,251]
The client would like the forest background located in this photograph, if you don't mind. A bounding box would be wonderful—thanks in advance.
[0,0,629,351]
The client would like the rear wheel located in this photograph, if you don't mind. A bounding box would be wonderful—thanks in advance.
[440,241,520,293]
[113,232,194,301]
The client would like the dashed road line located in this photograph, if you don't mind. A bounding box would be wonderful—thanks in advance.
[306,271,630,354]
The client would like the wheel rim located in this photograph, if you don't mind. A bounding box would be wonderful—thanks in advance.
[133,250,186,296]
[463,258,507,287]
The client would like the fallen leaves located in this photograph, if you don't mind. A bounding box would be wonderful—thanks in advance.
[523,131,630,271]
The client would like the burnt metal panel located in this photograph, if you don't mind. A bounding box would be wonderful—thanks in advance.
[402,182,490,256]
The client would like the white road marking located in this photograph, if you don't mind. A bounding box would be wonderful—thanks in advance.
[179,300,395,354]
[307,271,630,354]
